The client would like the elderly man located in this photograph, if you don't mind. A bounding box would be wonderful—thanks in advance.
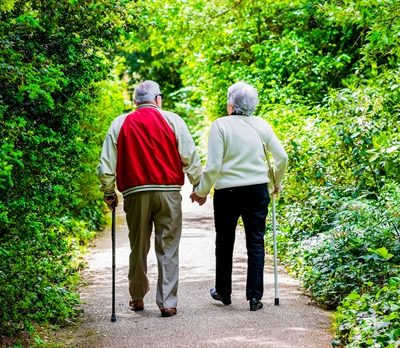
[191,82,288,311]
[97,80,202,317]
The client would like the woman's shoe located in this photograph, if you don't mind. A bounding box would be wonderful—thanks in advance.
[210,288,231,305]
[249,298,263,311]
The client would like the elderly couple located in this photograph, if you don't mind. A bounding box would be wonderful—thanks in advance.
[96,80,288,317]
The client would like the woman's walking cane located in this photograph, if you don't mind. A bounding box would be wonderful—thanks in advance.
[266,151,279,306]
[239,117,280,306]
[111,201,117,322]
[271,193,279,306]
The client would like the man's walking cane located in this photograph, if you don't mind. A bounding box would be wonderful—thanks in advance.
[111,201,117,322]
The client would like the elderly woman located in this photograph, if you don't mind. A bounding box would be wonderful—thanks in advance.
[191,82,288,311]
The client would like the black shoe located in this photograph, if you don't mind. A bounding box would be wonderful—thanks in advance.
[249,298,263,311]
[210,288,231,305]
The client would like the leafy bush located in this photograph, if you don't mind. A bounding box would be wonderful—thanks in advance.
[0,220,82,335]
[273,188,400,306]
[333,278,400,348]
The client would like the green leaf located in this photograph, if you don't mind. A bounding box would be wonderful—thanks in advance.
[388,277,400,287]
[0,247,10,256]
[366,339,374,345]
[386,145,398,154]
[367,247,394,260]
[393,328,400,339]
[347,292,361,300]
[369,153,379,162]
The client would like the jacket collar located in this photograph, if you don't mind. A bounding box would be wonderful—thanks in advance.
[136,103,160,110]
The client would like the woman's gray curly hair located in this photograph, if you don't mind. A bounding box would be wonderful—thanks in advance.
[227,82,259,116]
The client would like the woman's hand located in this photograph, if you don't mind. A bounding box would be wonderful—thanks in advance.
[190,191,207,206]
[273,186,280,195]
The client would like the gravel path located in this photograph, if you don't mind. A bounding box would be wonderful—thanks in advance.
[68,181,333,347]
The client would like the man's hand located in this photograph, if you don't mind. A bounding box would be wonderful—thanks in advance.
[190,191,207,206]
[104,195,118,211]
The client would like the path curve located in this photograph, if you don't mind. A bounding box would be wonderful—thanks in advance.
[69,181,332,347]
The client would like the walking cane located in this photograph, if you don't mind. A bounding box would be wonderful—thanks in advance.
[272,193,279,306]
[239,117,280,305]
[111,201,117,322]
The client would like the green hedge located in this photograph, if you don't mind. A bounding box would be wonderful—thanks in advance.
[0,0,135,335]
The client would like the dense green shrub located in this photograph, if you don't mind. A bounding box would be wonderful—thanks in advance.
[333,277,400,348]
[1,220,81,334]
[0,0,135,335]
[285,204,399,306]
[270,183,400,304]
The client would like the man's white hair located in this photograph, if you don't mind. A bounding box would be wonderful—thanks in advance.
[227,82,259,116]
[134,80,161,104]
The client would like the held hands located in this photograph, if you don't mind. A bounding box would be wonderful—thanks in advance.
[190,191,207,206]
[104,195,118,211]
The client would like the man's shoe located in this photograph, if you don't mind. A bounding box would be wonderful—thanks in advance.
[161,308,177,317]
[249,298,263,311]
[129,298,144,311]
[210,288,231,305]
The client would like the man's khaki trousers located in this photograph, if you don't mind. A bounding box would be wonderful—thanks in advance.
[123,191,182,310]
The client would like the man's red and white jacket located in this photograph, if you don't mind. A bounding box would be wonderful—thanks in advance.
[96,104,202,197]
